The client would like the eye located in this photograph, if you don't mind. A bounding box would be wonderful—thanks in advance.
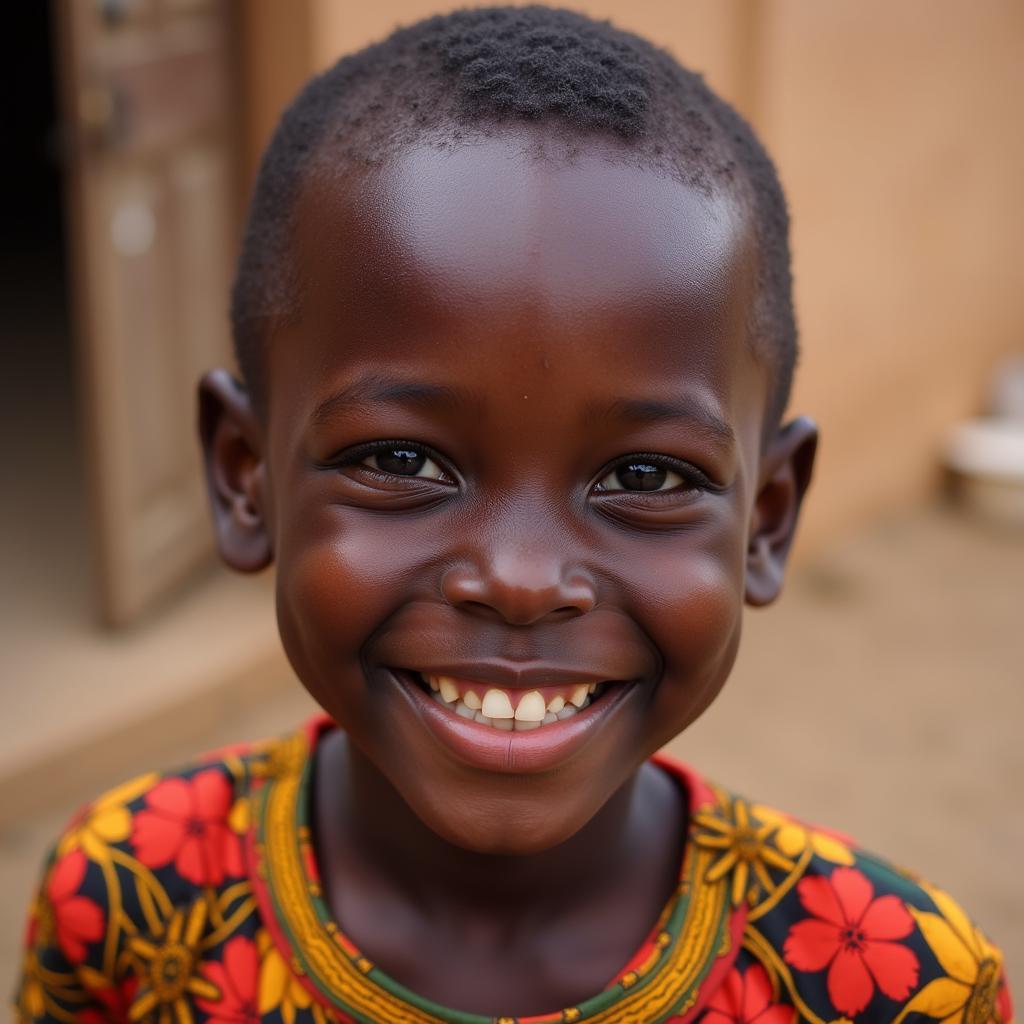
[597,460,684,492]
[594,455,714,495]
[361,445,446,480]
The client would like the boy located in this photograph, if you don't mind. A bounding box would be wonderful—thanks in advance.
[16,7,1012,1023]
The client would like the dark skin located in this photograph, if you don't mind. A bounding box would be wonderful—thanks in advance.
[199,132,817,1016]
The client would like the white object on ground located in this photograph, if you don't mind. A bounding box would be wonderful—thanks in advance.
[944,418,1024,527]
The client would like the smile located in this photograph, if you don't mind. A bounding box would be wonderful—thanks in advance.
[417,673,606,731]
[393,666,639,774]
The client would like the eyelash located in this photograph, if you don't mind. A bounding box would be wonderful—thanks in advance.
[333,439,456,482]
[330,441,718,495]
[595,452,717,495]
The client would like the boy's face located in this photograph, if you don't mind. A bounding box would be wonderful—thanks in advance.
[202,133,815,854]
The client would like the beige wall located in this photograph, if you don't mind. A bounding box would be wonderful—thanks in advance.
[761,2,1024,549]
[241,1,1024,552]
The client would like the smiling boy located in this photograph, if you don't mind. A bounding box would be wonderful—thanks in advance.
[16,8,1012,1024]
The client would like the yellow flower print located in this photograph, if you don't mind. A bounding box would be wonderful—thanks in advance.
[897,885,1005,1024]
[228,796,250,836]
[753,804,855,867]
[16,884,71,1022]
[257,930,331,1024]
[59,772,159,862]
[128,896,220,1024]
[694,797,796,907]
[25,885,56,949]
[17,949,47,1020]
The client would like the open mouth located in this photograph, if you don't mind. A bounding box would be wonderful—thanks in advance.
[407,671,613,732]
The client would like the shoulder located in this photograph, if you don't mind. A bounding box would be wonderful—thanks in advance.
[58,735,274,894]
[15,733,284,1021]
[699,776,1013,1024]
[653,757,1014,1024]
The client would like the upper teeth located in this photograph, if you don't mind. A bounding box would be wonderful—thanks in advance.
[514,690,546,722]
[481,688,514,719]
[423,675,603,732]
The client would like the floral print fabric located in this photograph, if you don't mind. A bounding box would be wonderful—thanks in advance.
[783,866,920,1015]
[14,717,1014,1024]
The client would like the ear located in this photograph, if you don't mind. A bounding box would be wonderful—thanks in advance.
[745,416,818,607]
[198,369,273,572]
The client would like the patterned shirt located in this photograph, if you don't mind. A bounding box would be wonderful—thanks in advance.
[14,716,1014,1024]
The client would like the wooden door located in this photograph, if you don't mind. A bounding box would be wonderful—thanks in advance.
[54,0,238,625]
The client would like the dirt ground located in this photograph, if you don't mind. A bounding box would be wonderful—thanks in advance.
[3,504,1021,1001]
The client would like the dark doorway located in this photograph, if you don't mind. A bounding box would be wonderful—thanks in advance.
[1,4,92,628]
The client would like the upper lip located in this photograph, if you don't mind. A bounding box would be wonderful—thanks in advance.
[400,662,623,690]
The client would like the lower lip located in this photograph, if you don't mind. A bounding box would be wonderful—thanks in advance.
[393,670,638,775]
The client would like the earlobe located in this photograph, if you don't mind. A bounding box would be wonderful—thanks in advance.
[744,416,818,607]
[198,369,273,572]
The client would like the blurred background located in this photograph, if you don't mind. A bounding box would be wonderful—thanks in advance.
[2,0,1022,996]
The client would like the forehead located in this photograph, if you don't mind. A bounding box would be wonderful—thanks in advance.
[274,134,764,434]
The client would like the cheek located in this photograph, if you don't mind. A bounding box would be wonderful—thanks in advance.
[668,554,743,667]
[274,513,426,708]
[631,542,745,730]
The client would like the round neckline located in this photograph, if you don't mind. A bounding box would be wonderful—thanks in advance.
[247,716,743,1024]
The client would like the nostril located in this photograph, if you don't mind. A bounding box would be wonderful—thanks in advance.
[552,603,590,620]
[457,599,505,621]
[452,596,589,627]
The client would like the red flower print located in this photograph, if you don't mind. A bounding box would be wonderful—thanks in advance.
[131,770,243,886]
[783,866,919,1017]
[46,850,105,964]
[703,963,794,1024]
[996,972,1013,1023]
[198,935,260,1024]
[77,976,139,1023]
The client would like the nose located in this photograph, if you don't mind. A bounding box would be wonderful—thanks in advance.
[441,547,597,626]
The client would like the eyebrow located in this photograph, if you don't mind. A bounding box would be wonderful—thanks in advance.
[310,374,473,427]
[311,374,735,446]
[589,396,736,447]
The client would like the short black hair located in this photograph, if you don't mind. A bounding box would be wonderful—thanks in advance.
[232,5,797,422]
